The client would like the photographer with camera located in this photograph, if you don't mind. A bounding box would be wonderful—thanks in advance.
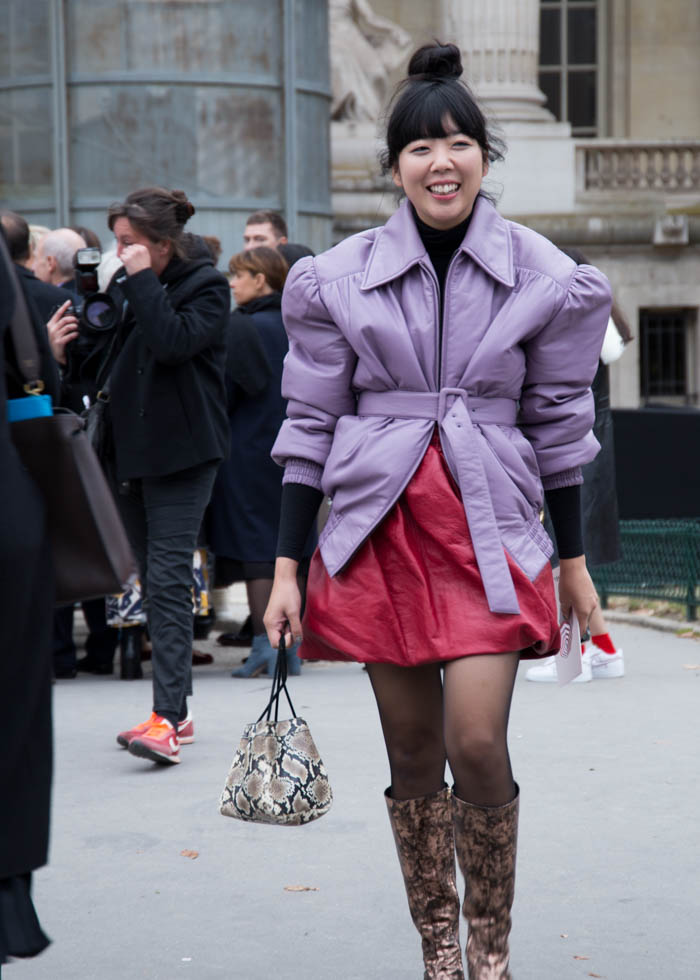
[101,187,229,766]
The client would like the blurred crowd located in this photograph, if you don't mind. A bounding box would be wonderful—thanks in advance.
[1,195,315,739]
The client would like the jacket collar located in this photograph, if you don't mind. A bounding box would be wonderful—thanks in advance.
[361,194,515,290]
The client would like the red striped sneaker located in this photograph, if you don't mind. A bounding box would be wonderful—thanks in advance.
[128,715,180,765]
[177,710,195,745]
[117,712,159,748]
[117,711,194,748]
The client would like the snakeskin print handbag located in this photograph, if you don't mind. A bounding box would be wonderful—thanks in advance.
[219,638,333,825]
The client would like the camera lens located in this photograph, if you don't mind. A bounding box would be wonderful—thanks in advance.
[82,293,118,332]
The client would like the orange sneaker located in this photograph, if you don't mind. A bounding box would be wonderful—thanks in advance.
[117,712,194,748]
[128,715,180,765]
[117,712,159,749]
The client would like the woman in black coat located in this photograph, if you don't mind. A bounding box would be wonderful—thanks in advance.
[0,230,59,963]
[104,187,230,766]
[208,247,315,677]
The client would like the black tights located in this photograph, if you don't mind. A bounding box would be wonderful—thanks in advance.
[247,568,309,636]
[366,652,520,807]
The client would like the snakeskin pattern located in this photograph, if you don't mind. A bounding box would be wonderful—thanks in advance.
[386,786,465,980]
[452,789,519,980]
[219,717,332,825]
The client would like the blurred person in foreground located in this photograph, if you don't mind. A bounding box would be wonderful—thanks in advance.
[243,210,288,249]
[100,187,229,766]
[0,227,60,966]
[208,246,314,676]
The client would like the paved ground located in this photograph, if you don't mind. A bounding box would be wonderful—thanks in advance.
[13,617,700,979]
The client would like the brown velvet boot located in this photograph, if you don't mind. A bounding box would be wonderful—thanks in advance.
[451,787,519,980]
[385,786,465,980]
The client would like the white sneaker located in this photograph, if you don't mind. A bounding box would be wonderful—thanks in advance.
[589,647,625,679]
[525,649,593,683]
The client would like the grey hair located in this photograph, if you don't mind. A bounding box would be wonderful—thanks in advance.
[40,229,85,277]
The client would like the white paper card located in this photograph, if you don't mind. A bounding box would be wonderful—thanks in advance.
[555,609,582,686]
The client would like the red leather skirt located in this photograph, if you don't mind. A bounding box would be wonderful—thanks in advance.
[300,432,560,666]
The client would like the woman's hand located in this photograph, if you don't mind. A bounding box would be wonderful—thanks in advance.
[264,557,303,649]
[119,243,152,276]
[46,300,79,365]
[558,555,598,637]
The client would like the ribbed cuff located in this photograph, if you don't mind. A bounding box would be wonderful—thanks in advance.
[282,457,324,491]
[541,466,583,491]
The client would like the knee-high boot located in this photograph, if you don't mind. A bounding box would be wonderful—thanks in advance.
[451,787,519,980]
[385,786,465,980]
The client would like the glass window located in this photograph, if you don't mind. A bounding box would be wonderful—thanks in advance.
[66,0,283,78]
[69,85,283,200]
[538,71,561,121]
[296,92,330,209]
[568,70,597,131]
[538,1,599,135]
[640,309,697,404]
[0,1,51,79]
[294,0,330,88]
[0,88,53,200]
[567,7,597,65]
[539,8,561,67]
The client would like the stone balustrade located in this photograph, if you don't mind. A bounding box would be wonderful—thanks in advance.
[576,141,700,197]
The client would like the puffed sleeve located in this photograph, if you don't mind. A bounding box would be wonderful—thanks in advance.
[518,263,612,479]
[271,256,357,468]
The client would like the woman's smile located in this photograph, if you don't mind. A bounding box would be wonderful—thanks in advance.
[392,116,488,229]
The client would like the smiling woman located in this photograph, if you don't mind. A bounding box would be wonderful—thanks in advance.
[263,40,611,979]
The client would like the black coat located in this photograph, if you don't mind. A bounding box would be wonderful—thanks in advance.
[108,256,230,480]
[0,253,54,883]
[14,264,72,325]
[208,293,316,563]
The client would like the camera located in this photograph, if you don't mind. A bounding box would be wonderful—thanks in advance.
[70,247,119,334]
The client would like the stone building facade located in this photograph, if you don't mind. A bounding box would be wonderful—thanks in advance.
[330,0,700,410]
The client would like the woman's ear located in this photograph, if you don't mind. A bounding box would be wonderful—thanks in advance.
[482,156,490,178]
[253,271,267,292]
[392,165,403,190]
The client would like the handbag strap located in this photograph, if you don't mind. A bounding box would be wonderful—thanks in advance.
[0,231,44,393]
[257,636,297,723]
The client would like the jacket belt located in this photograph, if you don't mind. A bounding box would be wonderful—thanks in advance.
[356,388,520,615]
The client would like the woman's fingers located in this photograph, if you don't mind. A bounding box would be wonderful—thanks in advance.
[264,580,302,649]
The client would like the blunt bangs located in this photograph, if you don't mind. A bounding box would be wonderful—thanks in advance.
[383,79,505,172]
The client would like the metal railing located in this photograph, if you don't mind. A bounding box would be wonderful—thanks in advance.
[592,520,700,621]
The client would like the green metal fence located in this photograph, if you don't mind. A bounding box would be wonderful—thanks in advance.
[592,520,700,621]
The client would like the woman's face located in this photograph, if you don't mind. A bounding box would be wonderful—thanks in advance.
[113,217,172,276]
[392,118,488,230]
[230,268,268,306]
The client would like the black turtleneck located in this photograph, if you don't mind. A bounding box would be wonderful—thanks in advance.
[413,207,472,299]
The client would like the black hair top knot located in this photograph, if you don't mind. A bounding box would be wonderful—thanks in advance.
[172,190,196,224]
[408,42,463,80]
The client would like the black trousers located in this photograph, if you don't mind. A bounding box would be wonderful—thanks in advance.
[53,598,118,672]
[115,461,218,722]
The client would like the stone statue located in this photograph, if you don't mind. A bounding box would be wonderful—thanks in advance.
[330,0,412,122]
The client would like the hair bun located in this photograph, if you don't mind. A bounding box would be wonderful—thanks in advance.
[172,190,196,224]
[408,42,463,80]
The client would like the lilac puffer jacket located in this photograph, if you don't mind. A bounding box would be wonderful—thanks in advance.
[272,196,611,614]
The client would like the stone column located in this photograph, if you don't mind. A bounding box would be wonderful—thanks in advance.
[440,0,553,123]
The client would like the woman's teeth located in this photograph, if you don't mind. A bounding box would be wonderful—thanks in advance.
[429,183,459,195]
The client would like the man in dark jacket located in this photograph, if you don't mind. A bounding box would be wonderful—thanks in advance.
[0,211,73,323]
